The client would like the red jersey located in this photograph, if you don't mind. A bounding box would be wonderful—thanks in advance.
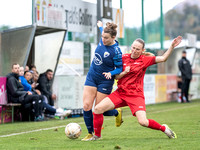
[117,53,156,96]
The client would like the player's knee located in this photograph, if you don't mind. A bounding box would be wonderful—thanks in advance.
[94,105,103,114]
[83,102,92,111]
[138,119,148,127]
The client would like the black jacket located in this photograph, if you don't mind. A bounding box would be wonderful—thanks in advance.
[37,73,52,99]
[178,57,192,80]
[6,73,27,103]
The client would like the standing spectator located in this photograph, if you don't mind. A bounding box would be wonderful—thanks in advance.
[6,63,44,121]
[37,69,56,106]
[178,51,192,103]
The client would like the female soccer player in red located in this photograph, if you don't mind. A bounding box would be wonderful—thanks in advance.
[90,36,182,140]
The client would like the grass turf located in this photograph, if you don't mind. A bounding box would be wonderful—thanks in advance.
[0,100,200,150]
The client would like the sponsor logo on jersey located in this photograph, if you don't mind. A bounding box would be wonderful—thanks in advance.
[134,62,140,65]
[102,88,107,91]
[104,52,110,58]
[94,53,103,65]
[139,106,144,109]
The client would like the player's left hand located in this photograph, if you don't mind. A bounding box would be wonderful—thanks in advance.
[103,72,112,79]
[172,36,182,48]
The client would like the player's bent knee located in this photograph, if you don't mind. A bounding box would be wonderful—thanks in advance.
[94,105,104,114]
[138,119,148,127]
[83,103,93,111]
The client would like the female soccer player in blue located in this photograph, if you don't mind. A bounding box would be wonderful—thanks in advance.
[81,21,123,141]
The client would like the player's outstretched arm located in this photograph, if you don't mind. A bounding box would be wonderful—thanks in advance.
[155,36,182,63]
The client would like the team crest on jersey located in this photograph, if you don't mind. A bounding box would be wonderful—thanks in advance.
[104,52,110,58]
[94,53,103,65]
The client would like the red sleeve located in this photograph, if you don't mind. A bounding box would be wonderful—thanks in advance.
[143,55,156,68]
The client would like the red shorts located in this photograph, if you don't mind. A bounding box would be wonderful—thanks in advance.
[108,90,146,116]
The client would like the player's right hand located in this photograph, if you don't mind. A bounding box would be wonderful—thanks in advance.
[103,72,111,79]
[124,66,130,73]
[97,20,103,28]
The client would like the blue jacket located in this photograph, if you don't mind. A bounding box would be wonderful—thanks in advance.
[19,76,32,92]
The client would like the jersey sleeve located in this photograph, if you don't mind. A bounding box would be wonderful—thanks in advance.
[110,47,123,76]
[99,27,103,34]
[143,55,156,68]
[99,27,103,44]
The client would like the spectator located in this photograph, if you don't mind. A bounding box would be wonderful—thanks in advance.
[33,70,39,84]
[25,65,29,72]
[6,63,44,121]
[21,71,71,118]
[178,50,192,103]
[29,64,37,74]
[37,69,56,106]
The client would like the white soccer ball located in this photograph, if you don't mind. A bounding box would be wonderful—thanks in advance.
[65,123,82,139]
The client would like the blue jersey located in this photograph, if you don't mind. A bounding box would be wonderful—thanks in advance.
[88,27,123,81]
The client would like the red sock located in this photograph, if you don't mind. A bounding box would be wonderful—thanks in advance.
[93,113,103,137]
[148,119,166,132]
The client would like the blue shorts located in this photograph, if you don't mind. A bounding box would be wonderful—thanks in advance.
[84,72,114,94]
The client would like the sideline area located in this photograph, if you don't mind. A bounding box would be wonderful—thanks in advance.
[0,101,199,138]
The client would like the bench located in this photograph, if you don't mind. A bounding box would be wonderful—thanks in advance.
[0,103,21,123]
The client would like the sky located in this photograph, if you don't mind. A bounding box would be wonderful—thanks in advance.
[0,0,185,28]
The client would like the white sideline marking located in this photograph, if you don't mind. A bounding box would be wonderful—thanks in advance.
[0,125,64,137]
[0,104,198,138]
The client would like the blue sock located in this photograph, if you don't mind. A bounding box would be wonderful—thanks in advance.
[103,109,118,116]
[83,110,94,134]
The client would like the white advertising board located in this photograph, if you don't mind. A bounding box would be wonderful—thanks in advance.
[55,76,85,109]
[34,0,124,35]
[34,0,97,33]
[34,0,66,29]
[144,74,155,104]
[56,41,84,76]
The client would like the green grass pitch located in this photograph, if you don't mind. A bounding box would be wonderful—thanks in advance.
[0,100,200,150]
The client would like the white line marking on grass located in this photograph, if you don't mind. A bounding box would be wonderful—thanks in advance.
[0,104,198,138]
[0,125,64,137]
[0,122,86,138]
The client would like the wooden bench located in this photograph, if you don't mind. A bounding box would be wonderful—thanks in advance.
[0,103,21,123]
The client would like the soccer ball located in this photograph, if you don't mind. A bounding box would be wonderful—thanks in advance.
[65,123,82,139]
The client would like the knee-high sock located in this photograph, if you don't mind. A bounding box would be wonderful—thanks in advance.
[103,109,118,116]
[148,119,166,132]
[83,110,93,134]
[93,113,103,137]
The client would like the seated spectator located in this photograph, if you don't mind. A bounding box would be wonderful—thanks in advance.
[21,70,71,118]
[37,69,56,106]
[29,64,37,74]
[6,63,44,121]
[25,65,29,72]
